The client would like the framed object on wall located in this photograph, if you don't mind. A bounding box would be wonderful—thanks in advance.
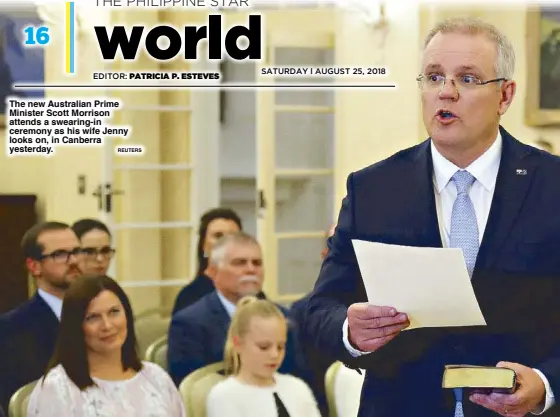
[525,5,560,126]
[0,5,45,127]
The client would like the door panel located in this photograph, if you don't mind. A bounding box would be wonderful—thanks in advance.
[275,175,334,233]
[255,7,336,304]
[277,236,326,294]
[274,112,334,170]
[274,47,335,107]
[99,9,211,315]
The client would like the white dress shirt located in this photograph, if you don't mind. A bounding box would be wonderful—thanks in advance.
[216,290,237,318]
[37,288,63,321]
[341,132,554,413]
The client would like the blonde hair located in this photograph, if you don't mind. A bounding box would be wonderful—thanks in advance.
[223,296,286,376]
[423,17,515,79]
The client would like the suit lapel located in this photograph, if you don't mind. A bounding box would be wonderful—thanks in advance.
[33,293,59,327]
[474,127,537,274]
[411,140,444,249]
[30,294,60,356]
[207,292,231,337]
[11,294,59,383]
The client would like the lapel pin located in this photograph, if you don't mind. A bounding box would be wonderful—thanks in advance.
[516,169,527,175]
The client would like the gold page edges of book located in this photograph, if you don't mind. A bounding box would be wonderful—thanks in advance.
[442,365,517,393]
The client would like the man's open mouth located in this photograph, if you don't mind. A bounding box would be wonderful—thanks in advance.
[436,109,458,123]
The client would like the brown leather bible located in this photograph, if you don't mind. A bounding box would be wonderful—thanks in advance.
[442,365,517,394]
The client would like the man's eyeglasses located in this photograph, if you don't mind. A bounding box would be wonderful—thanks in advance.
[39,248,84,264]
[416,74,507,92]
[82,246,116,260]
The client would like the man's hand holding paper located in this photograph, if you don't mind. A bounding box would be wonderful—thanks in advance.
[350,240,487,330]
[347,304,410,352]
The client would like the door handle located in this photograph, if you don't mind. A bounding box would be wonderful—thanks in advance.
[92,185,103,211]
[104,183,124,214]
[258,190,266,209]
[258,189,266,219]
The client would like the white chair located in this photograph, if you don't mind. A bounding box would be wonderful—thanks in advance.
[178,362,225,417]
[144,335,168,369]
[8,380,37,417]
[135,313,171,359]
[325,361,365,417]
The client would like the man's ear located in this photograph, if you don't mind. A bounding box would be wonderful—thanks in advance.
[498,80,516,116]
[206,263,217,280]
[25,257,40,277]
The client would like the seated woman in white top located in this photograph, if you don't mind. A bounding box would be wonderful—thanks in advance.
[206,296,321,417]
[27,274,186,417]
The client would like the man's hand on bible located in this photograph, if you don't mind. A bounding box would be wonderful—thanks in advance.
[469,361,546,417]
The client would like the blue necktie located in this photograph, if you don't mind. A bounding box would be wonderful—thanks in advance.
[449,170,479,277]
[449,170,479,417]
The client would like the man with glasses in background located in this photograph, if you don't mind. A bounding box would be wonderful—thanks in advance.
[0,222,83,412]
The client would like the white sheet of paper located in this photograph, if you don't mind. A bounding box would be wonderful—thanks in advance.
[351,240,487,330]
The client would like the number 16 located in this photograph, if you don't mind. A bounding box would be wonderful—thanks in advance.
[24,26,50,45]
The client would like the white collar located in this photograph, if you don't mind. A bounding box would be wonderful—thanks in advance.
[37,288,63,320]
[216,290,237,318]
[431,131,502,193]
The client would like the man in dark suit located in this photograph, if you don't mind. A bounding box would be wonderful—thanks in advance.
[303,17,560,417]
[167,232,309,388]
[0,222,83,412]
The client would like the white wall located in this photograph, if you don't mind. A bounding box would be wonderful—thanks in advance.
[334,2,423,206]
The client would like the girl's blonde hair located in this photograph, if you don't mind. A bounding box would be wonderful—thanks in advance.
[223,295,286,376]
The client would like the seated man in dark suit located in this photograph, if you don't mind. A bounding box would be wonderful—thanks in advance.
[167,232,310,388]
[0,222,83,412]
[171,207,243,315]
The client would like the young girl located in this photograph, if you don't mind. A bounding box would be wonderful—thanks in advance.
[206,296,321,417]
